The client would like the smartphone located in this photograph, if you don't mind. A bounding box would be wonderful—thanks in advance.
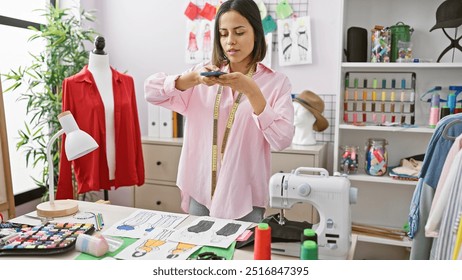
[200,71,227,77]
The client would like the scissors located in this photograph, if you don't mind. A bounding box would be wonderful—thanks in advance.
[196,251,226,260]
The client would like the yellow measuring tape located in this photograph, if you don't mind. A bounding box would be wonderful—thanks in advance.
[211,66,255,198]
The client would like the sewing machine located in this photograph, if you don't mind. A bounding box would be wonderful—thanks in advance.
[269,167,357,260]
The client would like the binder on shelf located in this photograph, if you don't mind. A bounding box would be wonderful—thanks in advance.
[148,104,160,137]
[159,106,173,138]
[172,112,184,138]
[148,105,184,138]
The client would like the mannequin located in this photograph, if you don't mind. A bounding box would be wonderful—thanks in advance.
[87,36,116,181]
[292,90,329,146]
[292,101,316,145]
[57,36,145,201]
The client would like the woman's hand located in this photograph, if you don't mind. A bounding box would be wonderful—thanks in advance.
[175,65,223,90]
[214,72,255,96]
[197,65,224,87]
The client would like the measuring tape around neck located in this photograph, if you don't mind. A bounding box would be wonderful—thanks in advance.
[211,65,255,198]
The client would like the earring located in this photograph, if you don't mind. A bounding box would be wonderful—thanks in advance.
[222,55,229,65]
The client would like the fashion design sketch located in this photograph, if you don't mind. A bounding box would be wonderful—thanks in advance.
[115,228,200,260]
[168,216,251,248]
[103,209,188,238]
[186,20,199,63]
[201,22,212,61]
[185,20,215,64]
[277,16,312,66]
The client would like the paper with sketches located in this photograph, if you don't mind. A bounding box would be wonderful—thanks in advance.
[115,228,201,260]
[277,16,312,66]
[103,209,188,238]
[168,216,251,248]
[185,19,215,64]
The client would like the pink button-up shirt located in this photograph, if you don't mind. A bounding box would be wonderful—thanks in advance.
[144,63,294,219]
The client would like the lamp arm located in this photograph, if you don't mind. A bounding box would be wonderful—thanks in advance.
[46,129,64,204]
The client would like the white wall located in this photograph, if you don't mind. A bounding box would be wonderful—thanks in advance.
[80,0,342,137]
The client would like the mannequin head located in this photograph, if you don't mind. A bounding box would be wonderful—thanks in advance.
[292,90,329,146]
[293,101,316,145]
[93,36,106,55]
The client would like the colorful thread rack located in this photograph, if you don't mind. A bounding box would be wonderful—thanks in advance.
[343,72,416,126]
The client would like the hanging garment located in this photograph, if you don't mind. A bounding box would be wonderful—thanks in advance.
[56,66,144,199]
[408,113,462,259]
[432,150,462,259]
[425,134,462,237]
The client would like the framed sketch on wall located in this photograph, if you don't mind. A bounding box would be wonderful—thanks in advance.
[277,16,312,66]
[0,80,15,219]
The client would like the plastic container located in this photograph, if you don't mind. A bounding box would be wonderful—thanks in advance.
[75,233,109,257]
[103,235,124,252]
[370,25,390,63]
[339,145,359,174]
[365,138,388,176]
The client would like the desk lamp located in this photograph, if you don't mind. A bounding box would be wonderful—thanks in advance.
[36,111,98,217]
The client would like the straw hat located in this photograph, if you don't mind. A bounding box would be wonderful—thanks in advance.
[430,0,462,31]
[293,90,329,132]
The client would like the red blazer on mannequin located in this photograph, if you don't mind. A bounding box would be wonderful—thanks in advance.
[56,66,144,199]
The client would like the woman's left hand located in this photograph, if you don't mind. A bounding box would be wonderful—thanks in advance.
[213,72,255,96]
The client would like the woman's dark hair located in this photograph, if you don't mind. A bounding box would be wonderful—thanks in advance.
[212,0,266,68]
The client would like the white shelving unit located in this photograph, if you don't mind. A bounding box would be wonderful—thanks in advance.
[336,0,462,259]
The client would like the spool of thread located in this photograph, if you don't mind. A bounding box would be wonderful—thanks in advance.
[301,228,318,244]
[429,107,440,128]
[448,93,456,114]
[455,104,462,114]
[300,240,318,260]
[431,93,440,108]
[75,234,109,257]
[440,106,450,120]
[254,223,271,260]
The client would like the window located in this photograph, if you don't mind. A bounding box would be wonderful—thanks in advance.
[0,1,51,200]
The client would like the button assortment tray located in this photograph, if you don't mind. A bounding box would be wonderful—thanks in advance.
[0,222,94,256]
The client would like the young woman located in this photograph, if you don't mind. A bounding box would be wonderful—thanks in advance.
[144,0,294,222]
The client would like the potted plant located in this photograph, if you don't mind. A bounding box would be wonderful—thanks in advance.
[2,4,97,200]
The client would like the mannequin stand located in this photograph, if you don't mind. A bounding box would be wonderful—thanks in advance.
[437,28,462,62]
